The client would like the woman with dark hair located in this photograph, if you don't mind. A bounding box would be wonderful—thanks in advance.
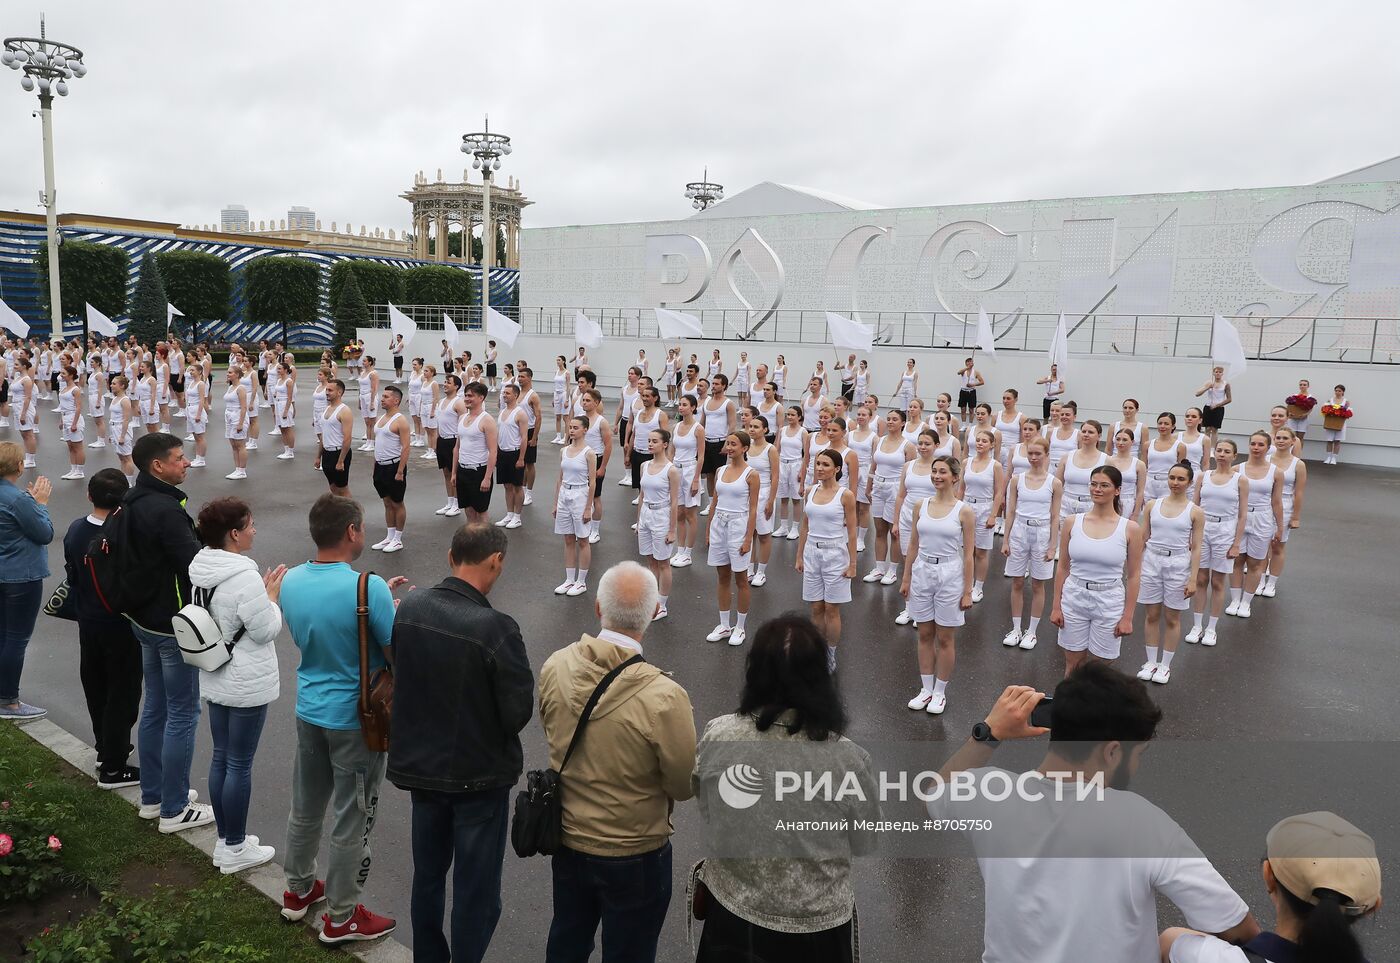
[1136,461,1203,685]
[1162,810,1381,963]
[1261,428,1307,598]
[1186,440,1246,647]
[1143,412,1186,501]
[798,449,857,672]
[189,497,286,874]
[706,431,759,646]
[775,404,808,539]
[1227,431,1283,620]
[691,614,874,963]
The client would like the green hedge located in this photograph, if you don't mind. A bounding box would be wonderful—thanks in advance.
[402,264,474,306]
[243,256,321,344]
[33,240,129,323]
[156,250,230,340]
[328,260,403,311]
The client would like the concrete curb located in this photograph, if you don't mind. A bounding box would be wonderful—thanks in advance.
[11,717,413,962]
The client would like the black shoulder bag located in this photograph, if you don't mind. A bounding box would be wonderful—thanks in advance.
[512,654,644,858]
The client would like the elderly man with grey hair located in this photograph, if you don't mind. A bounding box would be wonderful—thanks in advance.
[537,561,697,962]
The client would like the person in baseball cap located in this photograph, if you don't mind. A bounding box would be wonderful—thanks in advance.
[1161,810,1381,963]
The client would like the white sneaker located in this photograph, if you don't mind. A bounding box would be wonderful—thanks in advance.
[1151,664,1171,685]
[925,693,947,715]
[1018,632,1038,650]
[220,840,276,875]
[588,531,601,544]
[774,523,789,538]
[269,427,281,436]
[358,443,374,452]
[630,522,638,531]
[443,506,462,517]
[785,527,799,541]
[750,571,766,587]
[670,552,691,568]
[1225,599,1241,616]
[382,540,403,554]
[89,439,107,448]
[617,477,630,486]
[970,586,984,603]
[631,496,640,506]
[705,624,732,642]
[1136,661,1158,681]
[437,504,452,515]
[1002,628,1021,647]
[245,440,257,450]
[140,789,197,820]
[371,535,392,550]
[727,628,746,647]
[1236,602,1251,619]
[907,690,933,711]
[862,569,884,583]
[420,450,436,460]
[158,802,216,834]
[212,834,260,867]
[59,470,78,480]
[224,469,242,479]
[857,542,866,554]
[880,569,898,585]
[494,515,511,526]
[411,438,424,448]
[277,450,295,459]
[554,580,573,595]
[566,582,587,597]
[551,435,564,445]
[652,607,668,622]
[895,609,912,625]
[1184,625,1203,644]
[505,515,523,529]
[523,491,533,506]
[189,458,206,468]
[1259,582,1277,598]
[1201,629,1218,647]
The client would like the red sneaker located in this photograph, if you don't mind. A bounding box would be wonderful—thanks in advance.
[318,904,397,944]
[280,879,326,921]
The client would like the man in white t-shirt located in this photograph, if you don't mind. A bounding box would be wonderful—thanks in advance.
[931,663,1259,963]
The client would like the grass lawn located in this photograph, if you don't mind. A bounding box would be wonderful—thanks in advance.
[0,721,330,961]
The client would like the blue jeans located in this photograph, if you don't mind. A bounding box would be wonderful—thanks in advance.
[545,841,673,963]
[207,702,268,846]
[134,625,201,818]
[0,579,44,703]
[410,786,510,963]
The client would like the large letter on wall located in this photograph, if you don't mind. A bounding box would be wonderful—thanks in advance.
[1337,204,1400,356]
[825,225,892,336]
[713,227,785,339]
[916,220,1023,347]
[645,234,712,306]
[1058,211,1177,351]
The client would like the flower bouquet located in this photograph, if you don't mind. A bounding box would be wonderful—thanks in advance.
[1285,394,1317,420]
[1320,403,1352,431]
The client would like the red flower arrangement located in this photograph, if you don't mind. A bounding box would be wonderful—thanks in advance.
[1320,403,1353,420]
[1285,394,1318,411]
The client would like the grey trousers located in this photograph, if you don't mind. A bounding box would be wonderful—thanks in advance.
[284,717,388,922]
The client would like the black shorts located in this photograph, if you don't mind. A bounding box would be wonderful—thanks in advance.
[674,370,683,386]
[257,369,268,387]
[702,439,725,475]
[171,374,186,393]
[435,436,456,470]
[958,388,977,409]
[524,441,538,465]
[1201,404,1225,429]
[630,451,654,488]
[594,469,605,499]
[321,448,352,489]
[0,380,8,405]
[842,383,855,402]
[497,451,524,486]
[50,373,61,391]
[618,417,630,448]
[393,355,404,370]
[486,363,498,378]
[455,464,493,513]
[373,459,406,503]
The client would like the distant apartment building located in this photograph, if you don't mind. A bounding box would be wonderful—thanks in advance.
[220,204,250,232]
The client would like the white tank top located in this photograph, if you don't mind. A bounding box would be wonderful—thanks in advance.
[457,411,490,467]
[1014,473,1053,521]
[1244,463,1277,512]
[374,412,405,462]
[827,445,854,492]
[805,487,847,541]
[1115,458,1139,498]
[59,385,79,420]
[620,385,639,416]
[641,459,673,506]
[714,464,753,513]
[520,388,538,429]
[779,426,806,463]
[963,457,995,502]
[1063,451,1107,500]
[1204,383,1227,406]
[873,439,907,479]
[1199,470,1239,521]
[1111,421,1144,449]
[86,372,104,412]
[553,370,567,396]
[849,429,877,477]
[1179,432,1206,471]
[498,407,524,450]
[773,367,786,389]
[1147,499,1193,552]
[673,421,699,465]
[584,414,606,454]
[995,411,1021,443]
[1146,436,1182,478]
[418,378,435,411]
[901,462,937,512]
[109,396,132,439]
[560,445,592,486]
[916,498,964,558]
[757,399,782,431]
[436,397,461,438]
[933,436,955,459]
[273,378,290,407]
[1068,515,1129,582]
[321,402,347,448]
[708,360,721,376]
[632,408,662,453]
[801,394,824,430]
[223,386,242,421]
[1276,456,1299,501]
[1010,444,1032,476]
[312,384,328,421]
[702,398,732,438]
[1047,427,1077,469]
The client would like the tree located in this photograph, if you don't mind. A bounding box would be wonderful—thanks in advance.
[328,260,403,311]
[243,256,321,346]
[334,267,370,351]
[127,252,169,347]
[155,250,230,342]
[401,265,474,306]
[34,240,129,331]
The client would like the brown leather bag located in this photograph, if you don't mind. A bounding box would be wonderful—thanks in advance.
[356,571,394,751]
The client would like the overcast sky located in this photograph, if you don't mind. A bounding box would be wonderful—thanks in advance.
[3,1,1398,232]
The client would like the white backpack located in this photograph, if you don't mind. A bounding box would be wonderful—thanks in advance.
[173,584,247,671]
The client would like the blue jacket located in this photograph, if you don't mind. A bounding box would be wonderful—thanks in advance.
[0,478,53,583]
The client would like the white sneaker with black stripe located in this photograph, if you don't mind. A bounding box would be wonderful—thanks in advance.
[140,788,197,820]
[158,802,216,834]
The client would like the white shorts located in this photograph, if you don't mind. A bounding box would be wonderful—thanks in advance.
[189,417,208,436]
[409,394,422,417]
[1242,508,1275,559]
[908,554,965,626]
[966,496,994,550]
[777,460,803,500]
[1278,497,1293,544]
[637,502,674,560]
[1060,492,1092,521]
[854,469,871,505]
[554,485,590,537]
[276,408,295,429]
[802,540,851,603]
[755,488,775,536]
[225,418,248,441]
[898,502,916,555]
[1139,548,1191,610]
[676,461,700,509]
[1143,473,1170,501]
[1057,578,1125,659]
[143,410,160,426]
[1200,519,1237,574]
[1005,518,1054,580]
[62,424,84,443]
[707,509,752,570]
[360,396,380,418]
[1323,427,1345,442]
[553,390,569,416]
[871,475,900,524]
[1285,417,1308,433]
[422,409,438,430]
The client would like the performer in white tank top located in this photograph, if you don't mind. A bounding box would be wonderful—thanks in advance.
[1000,437,1062,650]
[1262,428,1307,598]
[636,429,681,619]
[1229,432,1283,618]
[552,416,597,598]
[705,432,758,647]
[1135,461,1203,685]
[1187,439,1246,647]
[745,418,779,584]
[799,446,858,672]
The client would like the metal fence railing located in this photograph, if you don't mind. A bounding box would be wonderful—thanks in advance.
[366,306,1400,365]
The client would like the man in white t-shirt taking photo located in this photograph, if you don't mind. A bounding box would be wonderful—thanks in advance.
[931,662,1260,962]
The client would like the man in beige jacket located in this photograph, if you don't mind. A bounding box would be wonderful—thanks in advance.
[538,560,697,963]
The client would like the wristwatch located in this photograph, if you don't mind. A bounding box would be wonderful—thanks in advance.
[971,721,1000,746]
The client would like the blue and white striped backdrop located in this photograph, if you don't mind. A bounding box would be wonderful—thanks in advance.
[0,218,519,346]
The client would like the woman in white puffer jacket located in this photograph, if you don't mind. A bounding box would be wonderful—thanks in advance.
[190,496,287,876]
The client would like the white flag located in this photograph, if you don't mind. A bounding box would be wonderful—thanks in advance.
[442,313,460,350]
[1211,313,1248,381]
[86,303,119,337]
[387,302,419,342]
[1047,312,1069,373]
[823,312,873,353]
[573,311,604,350]
[167,303,184,329]
[976,304,997,357]
[0,297,30,338]
[653,306,704,339]
[485,306,521,348]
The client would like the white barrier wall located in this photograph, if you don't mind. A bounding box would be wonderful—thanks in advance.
[359,327,1398,467]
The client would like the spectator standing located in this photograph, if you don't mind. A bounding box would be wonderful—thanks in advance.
[63,469,140,781]
[278,493,405,943]
[388,523,534,963]
[538,561,697,963]
[0,441,53,721]
[189,497,287,874]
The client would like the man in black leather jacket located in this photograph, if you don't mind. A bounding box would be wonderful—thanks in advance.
[387,522,533,963]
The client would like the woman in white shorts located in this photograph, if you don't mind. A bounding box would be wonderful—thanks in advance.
[1051,463,1144,676]
[1136,461,1203,686]
[670,394,704,567]
[866,410,915,586]
[418,364,440,459]
[961,427,1004,604]
[240,363,260,451]
[705,431,758,647]
[406,359,425,445]
[311,367,330,471]
[357,356,381,450]
[551,355,570,443]
[1057,420,1107,522]
[273,361,296,460]
[1322,383,1350,464]
[901,455,974,716]
[892,428,939,626]
[1186,439,1246,648]
[1179,407,1209,474]
[774,406,809,540]
[797,448,857,674]
[820,417,861,500]
[85,365,107,450]
[891,359,918,412]
[636,427,680,620]
[58,366,86,481]
[551,416,597,598]
[223,366,252,480]
[745,414,779,587]
[185,357,209,468]
[107,375,137,479]
[930,409,962,462]
[1001,436,1062,650]
[968,403,1001,466]
[1045,401,1078,474]
[847,404,878,553]
[1228,431,1283,620]
[1142,412,1186,501]
[137,361,160,434]
[1107,427,1146,523]
[1262,427,1307,598]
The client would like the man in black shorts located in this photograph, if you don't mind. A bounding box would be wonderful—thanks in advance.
[956,356,984,424]
[320,379,356,497]
[516,367,542,505]
[371,385,411,553]
[453,381,497,524]
[494,383,528,529]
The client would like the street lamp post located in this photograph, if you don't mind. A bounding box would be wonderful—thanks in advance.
[461,118,511,328]
[4,17,87,340]
[685,168,724,211]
